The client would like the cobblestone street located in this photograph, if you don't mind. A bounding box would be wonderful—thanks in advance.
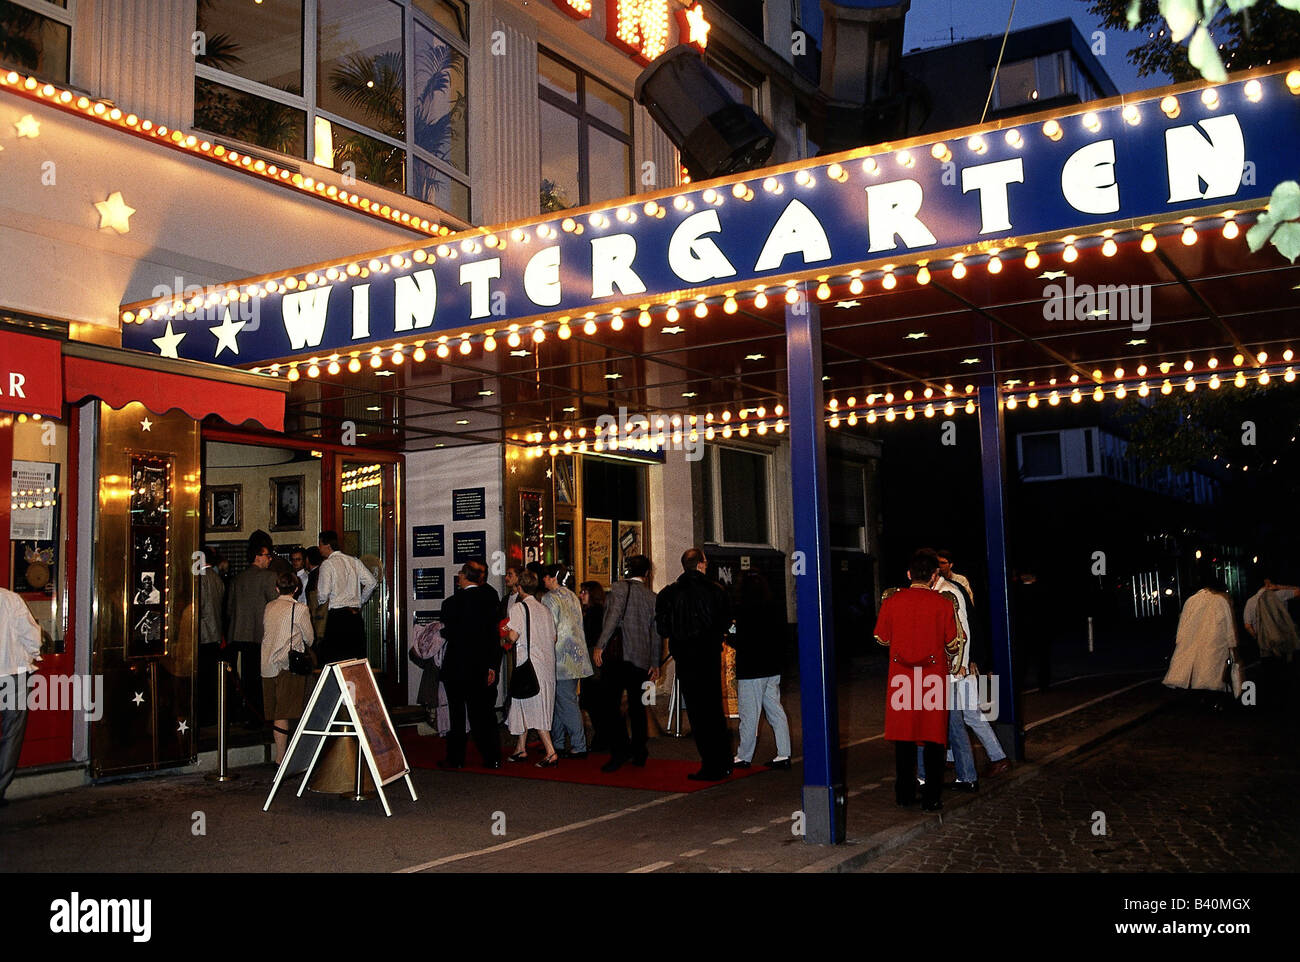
[863,697,1300,873]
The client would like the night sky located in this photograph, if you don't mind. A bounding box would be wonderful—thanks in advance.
[803,0,1174,95]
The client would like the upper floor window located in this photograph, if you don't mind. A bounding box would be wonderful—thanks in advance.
[194,0,469,221]
[0,0,72,83]
[993,51,1094,111]
[538,48,632,212]
[702,445,772,547]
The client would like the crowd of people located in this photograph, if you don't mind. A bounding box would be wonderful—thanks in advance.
[420,549,793,780]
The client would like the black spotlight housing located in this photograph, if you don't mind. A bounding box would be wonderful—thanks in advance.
[635,46,776,180]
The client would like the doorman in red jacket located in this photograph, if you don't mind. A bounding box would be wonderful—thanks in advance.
[874,548,960,812]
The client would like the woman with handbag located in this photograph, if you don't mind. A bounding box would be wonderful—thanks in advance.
[503,571,560,767]
[261,571,316,763]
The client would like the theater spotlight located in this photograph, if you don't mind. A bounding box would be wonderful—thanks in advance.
[635,47,775,179]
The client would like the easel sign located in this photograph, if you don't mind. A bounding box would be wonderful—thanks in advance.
[264,659,417,817]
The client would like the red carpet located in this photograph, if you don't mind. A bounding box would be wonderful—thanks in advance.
[398,731,768,792]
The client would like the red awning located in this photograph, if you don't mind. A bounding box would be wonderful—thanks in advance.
[63,356,285,431]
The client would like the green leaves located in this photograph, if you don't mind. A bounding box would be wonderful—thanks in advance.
[1163,0,1202,41]
[1246,181,1300,262]
[1187,24,1227,80]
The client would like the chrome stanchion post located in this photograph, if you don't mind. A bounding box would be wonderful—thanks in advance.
[666,677,684,737]
[206,656,239,782]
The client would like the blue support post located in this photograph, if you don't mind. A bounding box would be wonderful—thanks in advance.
[785,289,845,844]
[976,379,1023,760]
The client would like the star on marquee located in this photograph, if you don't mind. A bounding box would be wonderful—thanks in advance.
[545,469,553,479]
[132,692,144,706]
[210,307,247,357]
[152,320,186,359]
[94,191,136,233]
[509,464,517,474]
[140,416,153,431]
[14,113,40,138]
[1039,270,1068,280]
[683,4,710,47]
[1086,308,1110,318]
[177,719,189,735]
[661,325,685,335]
[904,331,929,340]
[834,300,861,309]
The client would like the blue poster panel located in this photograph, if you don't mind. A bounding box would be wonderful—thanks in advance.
[452,530,487,564]
[452,487,486,522]
[413,567,445,600]
[412,524,445,558]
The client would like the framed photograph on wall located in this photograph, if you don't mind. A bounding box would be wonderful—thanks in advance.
[205,485,241,532]
[270,475,304,531]
[584,518,612,583]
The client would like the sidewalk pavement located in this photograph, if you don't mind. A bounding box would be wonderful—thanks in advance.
[1,643,1191,873]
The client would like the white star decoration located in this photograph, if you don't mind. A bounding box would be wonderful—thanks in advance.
[1087,308,1110,318]
[1039,270,1068,280]
[14,113,40,138]
[132,692,144,706]
[835,300,861,309]
[94,191,136,233]
[177,719,189,735]
[152,320,186,358]
[140,417,153,432]
[210,307,247,357]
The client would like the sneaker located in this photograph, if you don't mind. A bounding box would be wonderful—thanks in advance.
[765,757,792,770]
[733,758,752,769]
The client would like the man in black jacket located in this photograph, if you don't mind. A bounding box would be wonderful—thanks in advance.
[657,547,733,780]
[437,561,502,769]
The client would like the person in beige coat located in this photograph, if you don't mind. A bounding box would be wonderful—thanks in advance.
[1164,570,1239,708]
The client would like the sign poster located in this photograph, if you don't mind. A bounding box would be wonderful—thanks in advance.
[413,610,439,626]
[452,487,486,521]
[127,455,168,659]
[412,524,445,558]
[413,567,445,600]
[617,521,642,561]
[452,530,487,564]
[520,490,544,565]
[10,461,58,540]
[585,518,612,583]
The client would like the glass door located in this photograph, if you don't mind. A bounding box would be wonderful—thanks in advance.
[339,459,401,700]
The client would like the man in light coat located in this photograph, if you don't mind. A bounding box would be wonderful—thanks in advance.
[0,586,43,806]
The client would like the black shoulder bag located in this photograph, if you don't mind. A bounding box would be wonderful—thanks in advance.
[509,600,541,699]
[287,603,316,675]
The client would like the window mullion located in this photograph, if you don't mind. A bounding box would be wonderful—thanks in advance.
[405,2,415,201]
[304,0,318,163]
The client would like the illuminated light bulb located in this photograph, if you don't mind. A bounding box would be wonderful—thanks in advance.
[1286,368,1296,383]
[1027,393,1039,408]
[1082,111,1101,132]
[785,288,800,305]
[562,217,576,232]
[964,400,975,414]
[1071,388,1082,404]
[723,296,738,314]
[763,177,779,192]
[1161,380,1173,395]
[1122,104,1140,125]
[924,404,935,418]
[532,327,546,344]
[828,398,839,411]
[722,425,733,438]
[666,306,680,323]
[1114,367,1125,379]
[1233,353,1244,366]
[1258,351,1269,363]
[951,261,967,280]
[1208,374,1220,390]
[1286,350,1294,362]
[695,301,709,318]
[1006,395,1018,410]
[1222,219,1239,240]
[828,163,847,182]
[754,291,768,309]
[795,169,812,186]
[583,319,597,335]
[862,158,879,174]
[307,364,320,378]
[638,310,652,327]
[1048,391,1060,406]
[348,357,362,373]
[884,392,895,403]
[1181,226,1197,246]
[738,423,750,437]
[987,256,1002,274]
[673,195,688,211]
[848,277,865,295]
[1102,238,1118,257]
[905,406,916,420]
[392,349,406,365]
[1004,129,1024,149]
[327,360,341,375]
[287,366,301,382]
[1245,79,1262,102]
[931,143,951,162]
[882,271,899,289]
[884,408,896,422]
[1137,364,1148,376]
[611,315,625,331]
[507,331,522,348]
[1160,95,1180,118]
[904,389,914,401]
[1115,384,1127,399]
[1183,377,1196,392]
[816,282,831,300]
[1093,387,1104,401]
[1063,244,1078,262]
[1259,370,1271,385]
[1235,371,1246,388]
[1182,359,1194,372]
[896,150,914,167]
[484,334,498,353]
[436,342,450,359]
[1042,120,1062,141]
[912,265,929,285]
[732,183,748,199]
[1201,88,1220,109]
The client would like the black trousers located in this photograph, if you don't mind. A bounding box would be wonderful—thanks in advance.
[676,648,731,772]
[602,659,650,763]
[895,740,945,807]
[197,644,221,728]
[321,608,366,664]
[230,641,264,722]
[579,674,606,750]
[444,679,501,766]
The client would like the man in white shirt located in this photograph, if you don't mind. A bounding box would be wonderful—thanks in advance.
[936,548,974,604]
[1,586,43,805]
[315,529,377,664]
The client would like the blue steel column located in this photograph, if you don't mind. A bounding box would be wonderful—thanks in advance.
[786,289,845,844]
[976,379,1023,760]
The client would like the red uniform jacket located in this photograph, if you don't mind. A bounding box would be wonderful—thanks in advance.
[874,586,959,744]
